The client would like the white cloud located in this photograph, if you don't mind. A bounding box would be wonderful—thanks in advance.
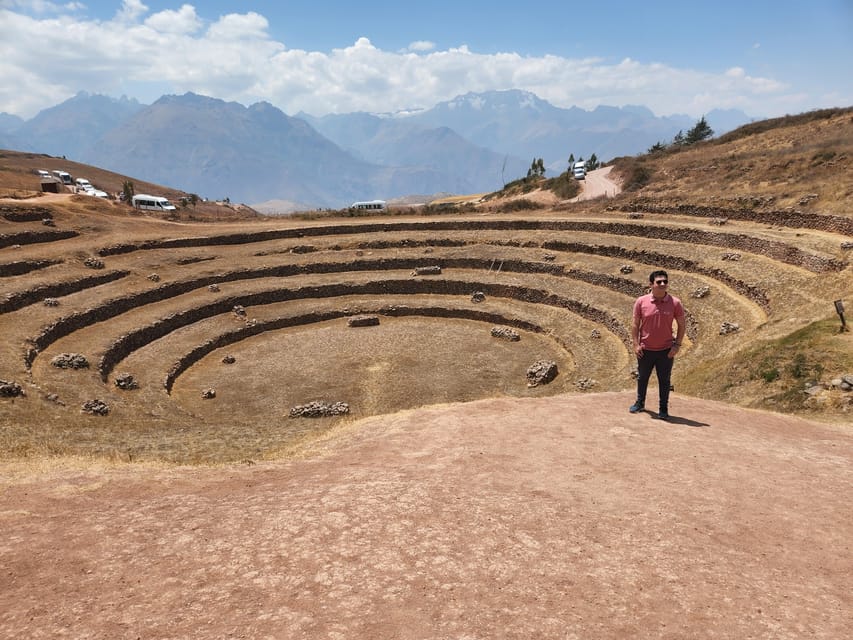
[115,0,148,22]
[407,40,435,52]
[0,5,836,120]
[144,4,201,35]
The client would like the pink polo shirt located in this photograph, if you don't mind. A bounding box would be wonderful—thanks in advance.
[633,293,684,351]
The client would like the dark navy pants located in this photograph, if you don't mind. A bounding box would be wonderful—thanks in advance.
[635,348,674,412]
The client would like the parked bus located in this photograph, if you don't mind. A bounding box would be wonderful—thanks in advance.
[350,200,386,211]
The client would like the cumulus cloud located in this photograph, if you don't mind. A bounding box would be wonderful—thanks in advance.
[144,4,201,35]
[407,40,435,52]
[0,4,828,119]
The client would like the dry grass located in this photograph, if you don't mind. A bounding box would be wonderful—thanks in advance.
[1,110,852,464]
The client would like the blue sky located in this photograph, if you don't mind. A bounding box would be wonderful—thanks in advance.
[1,0,851,119]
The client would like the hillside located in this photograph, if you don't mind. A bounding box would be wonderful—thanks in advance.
[1,108,852,640]
[2,107,852,463]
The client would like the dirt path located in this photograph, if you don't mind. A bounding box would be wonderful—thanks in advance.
[1,392,850,639]
[572,165,621,201]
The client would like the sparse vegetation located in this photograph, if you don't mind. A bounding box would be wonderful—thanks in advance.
[0,108,851,464]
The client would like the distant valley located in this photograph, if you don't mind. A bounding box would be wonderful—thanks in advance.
[0,90,755,211]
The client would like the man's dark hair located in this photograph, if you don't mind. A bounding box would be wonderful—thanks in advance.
[649,269,668,283]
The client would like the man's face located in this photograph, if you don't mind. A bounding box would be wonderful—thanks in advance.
[652,276,668,294]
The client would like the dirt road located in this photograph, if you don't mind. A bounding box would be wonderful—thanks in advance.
[572,165,621,201]
[1,392,850,639]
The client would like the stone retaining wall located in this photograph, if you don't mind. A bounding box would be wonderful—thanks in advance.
[0,229,78,249]
[0,259,62,278]
[619,199,853,236]
[1,271,130,314]
[95,220,845,272]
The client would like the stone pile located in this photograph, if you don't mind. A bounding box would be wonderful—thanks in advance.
[43,297,59,307]
[841,241,853,250]
[0,379,24,397]
[692,286,711,299]
[491,326,520,341]
[289,401,350,418]
[471,291,486,303]
[82,399,109,415]
[543,254,556,262]
[232,305,246,317]
[147,273,161,282]
[619,265,634,274]
[201,388,216,399]
[114,373,138,390]
[84,257,105,269]
[575,377,597,391]
[347,315,380,327]
[709,217,729,226]
[51,353,89,369]
[290,245,317,253]
[720,321,740,335]
[590,329,602,339]
[222,355,236,364]
[626,212,644,219]
[527,360,558,387]
[412,265,441,276]
[722,253,742,261]
[42,218,55,227]
[208,284,221,292]
[834,374,853,391]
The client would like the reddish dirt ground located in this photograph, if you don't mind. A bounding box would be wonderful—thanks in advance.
[1,392,851,639]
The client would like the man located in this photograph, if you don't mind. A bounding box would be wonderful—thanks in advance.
[629,270,686,421]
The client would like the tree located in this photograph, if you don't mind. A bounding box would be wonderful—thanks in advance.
[672,130,685,146]
[586,153,600,171]
[685,116,714,144]
[527,157,545,178]
[568,153,575,168]
[121,180,134,203]
[648,141,668,154]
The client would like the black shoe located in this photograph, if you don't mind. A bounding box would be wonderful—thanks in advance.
[654,411,670,421]
[629,402,644,413]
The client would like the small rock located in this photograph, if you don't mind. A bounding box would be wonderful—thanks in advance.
[289,401,350,418]
[51,353,89,369]
[412,265,442,276]
[114,373,138,390]
[208,283,221,292]
[347,315,380,327]
[527,360,558,387]
[202,388,216,399]
[719,322,740,335]
[491,326,520,341]
[82,399,109,415]
[0,379,24,397]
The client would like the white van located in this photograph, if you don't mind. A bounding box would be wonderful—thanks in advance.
[52,170,73,185]
[572,161,586,180]
[36,169,51,179]
[132,194,177,212]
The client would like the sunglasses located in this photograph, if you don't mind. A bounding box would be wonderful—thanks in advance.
[655,279,668,284]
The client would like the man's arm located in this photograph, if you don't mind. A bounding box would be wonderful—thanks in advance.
[631,313,643,357]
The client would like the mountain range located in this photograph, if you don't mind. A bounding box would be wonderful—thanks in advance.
[0,90,755,210]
